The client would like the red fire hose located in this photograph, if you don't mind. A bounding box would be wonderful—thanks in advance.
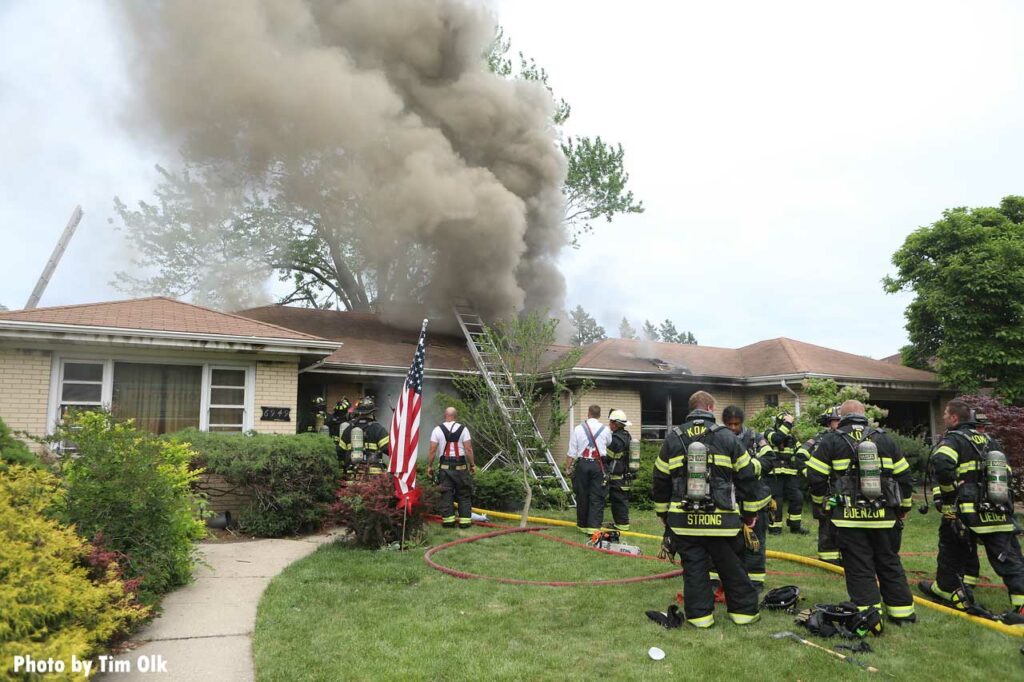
[423,526,683,587]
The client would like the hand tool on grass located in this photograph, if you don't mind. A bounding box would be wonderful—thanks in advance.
[770,631,881,674]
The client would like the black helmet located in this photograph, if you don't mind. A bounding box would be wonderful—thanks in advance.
[334,397,351,414]
[761,585,801,612]
[973,410,991,426]
[353,396,377,416]
[816,406,841,427]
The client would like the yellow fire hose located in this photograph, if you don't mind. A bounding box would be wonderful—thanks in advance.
[473,507,1024,639]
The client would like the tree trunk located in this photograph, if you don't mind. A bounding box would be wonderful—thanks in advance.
[519,465,533,528]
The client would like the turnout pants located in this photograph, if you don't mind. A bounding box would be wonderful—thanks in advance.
[675,533,760,627]
[711,510,769,587]
[936,518,1024,608]
[438,468,473,527]
[607,477,630,530]
[813,505,841,564]
[835,526,915,621]
[572,459,606,533]
[768,474,804,531]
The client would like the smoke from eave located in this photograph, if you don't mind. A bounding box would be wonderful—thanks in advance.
[117,0,567,324]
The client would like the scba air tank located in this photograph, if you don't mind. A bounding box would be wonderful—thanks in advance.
[629,440,641,472]
[856,439,883,500]
[351,426,365,463]
[686,441,709,501]
[985,450,1010,505]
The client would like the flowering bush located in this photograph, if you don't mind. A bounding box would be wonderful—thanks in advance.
[331,476,436,548]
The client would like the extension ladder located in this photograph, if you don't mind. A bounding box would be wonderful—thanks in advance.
[452,303,575,505]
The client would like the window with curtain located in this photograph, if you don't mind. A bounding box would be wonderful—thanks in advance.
[111,363,203,434]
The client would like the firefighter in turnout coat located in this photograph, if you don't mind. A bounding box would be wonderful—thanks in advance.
[652,392,767,627]
[918,400,1024,614]
[427,407,476,528]
[806,400,916,630]
[338,397,390,475]
[802,407,843,565]
[604,409,634,530]
[765,413,808,534]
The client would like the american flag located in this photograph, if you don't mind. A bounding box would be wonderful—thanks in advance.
[389,318,427,511]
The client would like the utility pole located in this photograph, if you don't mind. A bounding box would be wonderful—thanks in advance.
[25,205,83,309]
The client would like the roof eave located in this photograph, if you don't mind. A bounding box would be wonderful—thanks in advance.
[0,321,341,355]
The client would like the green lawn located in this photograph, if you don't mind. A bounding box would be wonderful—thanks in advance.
[254,507,1023,681]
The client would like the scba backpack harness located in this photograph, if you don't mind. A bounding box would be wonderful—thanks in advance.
[439,423,468,469]
[673,420,736,513]
[829,425,900,524]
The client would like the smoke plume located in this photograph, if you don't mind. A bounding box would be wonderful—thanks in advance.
[117,0,567,322]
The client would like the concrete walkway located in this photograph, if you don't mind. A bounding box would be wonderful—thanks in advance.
[105,533,338,681]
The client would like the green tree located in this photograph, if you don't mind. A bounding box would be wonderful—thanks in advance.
[747,378,887,443]
[656,319,698,345]
[883,196,1024,402]
[642,319,660,341]
[437,312,590,525]
[488,28,643,246]
[568,305,606,346]
[618,317,637,340]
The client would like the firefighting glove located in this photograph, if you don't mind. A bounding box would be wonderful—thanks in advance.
[743,524,761,553]
[769,499,779,514]
[657,531,679,565]
[645,604,683,629]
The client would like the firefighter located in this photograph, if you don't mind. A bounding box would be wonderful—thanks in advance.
[427,407,476,528]
[918,399,1024,615]
[326,398,352,467]
[565,404,612,534]
[806,400,916,630]
[718,405,774,592]
[652,391,766,628]
[765,413,808,534]
[604,409,634,530]
[801,407,842,565]
[338,397,390,475]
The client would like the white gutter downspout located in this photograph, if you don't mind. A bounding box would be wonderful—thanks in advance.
[780,378,801,417]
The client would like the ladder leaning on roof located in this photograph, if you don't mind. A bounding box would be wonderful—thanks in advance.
[452,302,575,506]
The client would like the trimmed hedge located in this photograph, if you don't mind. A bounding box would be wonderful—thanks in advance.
[0,465,147,672]
[177,430,340,537]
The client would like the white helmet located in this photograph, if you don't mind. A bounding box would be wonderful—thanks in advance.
[609,409,632,426]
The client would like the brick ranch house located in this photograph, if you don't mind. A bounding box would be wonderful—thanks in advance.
[0,298,953,464]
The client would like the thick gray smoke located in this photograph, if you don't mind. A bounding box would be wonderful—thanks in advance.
[117,0,567,322]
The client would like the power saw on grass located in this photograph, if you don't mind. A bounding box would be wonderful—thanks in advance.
[588,529,642,556]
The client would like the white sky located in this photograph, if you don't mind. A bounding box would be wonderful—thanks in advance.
[2,0,1023,358]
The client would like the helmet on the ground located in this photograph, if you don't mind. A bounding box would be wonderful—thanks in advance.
[761,585,801,611]
[609,409,632,426]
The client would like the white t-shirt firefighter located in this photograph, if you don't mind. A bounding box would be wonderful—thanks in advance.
[431,421,472,458]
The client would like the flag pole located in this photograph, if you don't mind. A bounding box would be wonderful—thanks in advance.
[400,505,408,551]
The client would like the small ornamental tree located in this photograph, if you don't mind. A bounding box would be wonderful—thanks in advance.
[956,394,1024,498]
[747,378,887,443]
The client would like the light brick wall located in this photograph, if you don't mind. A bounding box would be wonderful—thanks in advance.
[0,348,53,449]
[253,360,299,434]
[195,472,253,517]
[546,385,642,465]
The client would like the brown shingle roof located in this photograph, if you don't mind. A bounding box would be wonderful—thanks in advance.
[0,297,325,341]
[235,306,940,385]
[574,336,938,384]
[239,305,473,371]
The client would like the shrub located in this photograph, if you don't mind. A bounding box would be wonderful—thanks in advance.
[331,476,433,548]
[472,468,524,512]
[180,430,340,537]
[889,431,931,475]
[0,416,40,468]
[55,412,208,606]
[627,442,660,511]
[0,465,147,672]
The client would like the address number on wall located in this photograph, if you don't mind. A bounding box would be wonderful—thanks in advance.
[260,407,291,422]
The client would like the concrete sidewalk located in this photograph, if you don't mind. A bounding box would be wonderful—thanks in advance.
[104,533,338,681]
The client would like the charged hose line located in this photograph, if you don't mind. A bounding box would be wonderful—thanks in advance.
[472,508,1024,639]
[424,526,683,586]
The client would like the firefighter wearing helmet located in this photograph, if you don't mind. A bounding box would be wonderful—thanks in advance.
[764,412,809,535]
[918,399,1024,616]
[338,397,390,475]
[603,409,636,531]
[650,391,767,628]
[806,400,916,632]
[800,407,843,565]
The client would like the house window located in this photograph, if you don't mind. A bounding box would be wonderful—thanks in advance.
[112,363,203,434]
[208,368,247,432]
[53,357,253,435]
[764,393,779,408]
